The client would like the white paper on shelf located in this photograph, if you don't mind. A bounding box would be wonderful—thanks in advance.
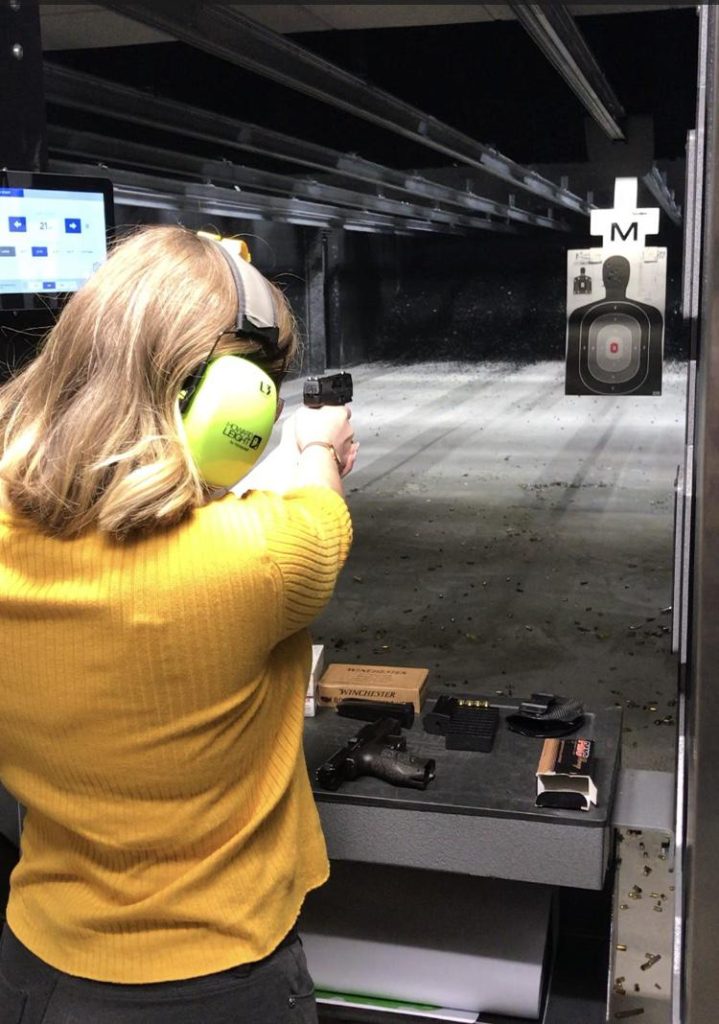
[317,994,480,1021]
[300,863,552,1020]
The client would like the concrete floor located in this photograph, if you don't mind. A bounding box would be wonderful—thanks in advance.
[294,359,687,773]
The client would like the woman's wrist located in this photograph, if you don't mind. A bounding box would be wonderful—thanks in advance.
[295,440,344,496]
[298,440,342,467]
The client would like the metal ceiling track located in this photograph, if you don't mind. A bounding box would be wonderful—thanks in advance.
[508,3,626,141]
[46,125,518,235]
[48,158,479,236]
[642,165,683,226]
[43,63,569,233]
[98,0,591,216]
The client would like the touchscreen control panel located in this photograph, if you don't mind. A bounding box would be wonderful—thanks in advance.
[0,187,108,295]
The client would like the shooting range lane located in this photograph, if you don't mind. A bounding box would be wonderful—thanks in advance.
[285,358,687,774]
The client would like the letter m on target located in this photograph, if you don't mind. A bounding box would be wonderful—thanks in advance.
[611,221,639,243]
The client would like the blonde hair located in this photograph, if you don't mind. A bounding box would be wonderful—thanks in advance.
[0,225,298,539]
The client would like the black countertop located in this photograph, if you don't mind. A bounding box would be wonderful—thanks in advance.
[304,699,622,829]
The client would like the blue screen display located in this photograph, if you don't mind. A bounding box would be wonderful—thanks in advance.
[0,188,108,295]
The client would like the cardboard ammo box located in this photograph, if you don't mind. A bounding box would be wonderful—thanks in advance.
[536,737,597,812]
[317,663,429,712]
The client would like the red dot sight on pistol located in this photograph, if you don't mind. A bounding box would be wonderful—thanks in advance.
[303,372,353,408]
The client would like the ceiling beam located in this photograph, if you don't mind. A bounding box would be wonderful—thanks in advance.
[46,125,519,234]
[508,3,625,141]
[48,158,479,236]
[98,1,590,215]
[44,63,570,232]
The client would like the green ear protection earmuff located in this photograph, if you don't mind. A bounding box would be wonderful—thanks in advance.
[179,234,283,489]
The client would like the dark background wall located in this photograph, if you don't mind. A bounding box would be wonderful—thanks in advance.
[327,217,688,367]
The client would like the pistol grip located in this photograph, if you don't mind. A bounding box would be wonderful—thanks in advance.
[372,749,436,789]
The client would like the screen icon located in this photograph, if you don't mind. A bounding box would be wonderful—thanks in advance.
[8,217,27,233]
[64,219,82,234]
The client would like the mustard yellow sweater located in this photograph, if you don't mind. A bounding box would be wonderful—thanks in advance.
[0,486,351,983]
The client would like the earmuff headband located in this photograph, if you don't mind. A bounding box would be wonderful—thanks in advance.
[202,233,281,355]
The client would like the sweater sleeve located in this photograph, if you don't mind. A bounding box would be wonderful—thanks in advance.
[241,485,353,641]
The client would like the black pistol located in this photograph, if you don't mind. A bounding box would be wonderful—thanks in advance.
[316,717,435,791]
[303,372,353,408]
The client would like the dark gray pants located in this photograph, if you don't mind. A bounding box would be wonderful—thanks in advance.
[0,924,318,1024]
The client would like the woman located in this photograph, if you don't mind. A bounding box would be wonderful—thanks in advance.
[0,225,356,1022]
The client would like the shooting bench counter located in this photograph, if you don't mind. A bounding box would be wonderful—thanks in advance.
[303,704,623,890]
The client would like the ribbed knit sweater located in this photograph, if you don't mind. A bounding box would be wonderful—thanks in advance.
[0,485,352,983]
